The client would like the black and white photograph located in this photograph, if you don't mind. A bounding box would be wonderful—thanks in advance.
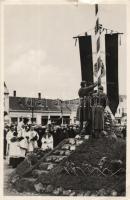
[1,0,127,197]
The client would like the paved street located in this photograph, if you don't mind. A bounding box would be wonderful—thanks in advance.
[4,159,17,196]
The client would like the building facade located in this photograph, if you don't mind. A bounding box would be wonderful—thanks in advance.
[4,83,10,126]
[9,92,71,125]
[4,82,9,114]
[64,99,80,124]
[4,83,127,126]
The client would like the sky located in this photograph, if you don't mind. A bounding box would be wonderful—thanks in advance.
[4,3,126,99]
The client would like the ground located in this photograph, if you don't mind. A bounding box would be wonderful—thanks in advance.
[4,136,126,196]
[37,137,126,196]
[4,160,39,196]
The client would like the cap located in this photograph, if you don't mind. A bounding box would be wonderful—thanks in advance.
[98,85,103,90]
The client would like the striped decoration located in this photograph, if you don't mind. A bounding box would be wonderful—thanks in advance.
[94,4,103,80]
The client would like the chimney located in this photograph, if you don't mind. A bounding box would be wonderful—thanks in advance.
[38,92,41,99]
[13,90,16,97]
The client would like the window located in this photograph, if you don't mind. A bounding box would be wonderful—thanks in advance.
[31,118,36,123]
[50,116,60,124]
[41,116,48,126]
[74,117,77,123]
[63,116,70,125]
[118,119,121,124]
[122,108,124,113]
[11,117,18,124]
[120,98,123,102]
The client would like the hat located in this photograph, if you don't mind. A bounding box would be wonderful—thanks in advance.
[80,81,86,87]
[10,124,15,128]
[98,85,103,90]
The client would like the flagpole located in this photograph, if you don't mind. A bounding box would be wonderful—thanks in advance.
[94,4,102,90]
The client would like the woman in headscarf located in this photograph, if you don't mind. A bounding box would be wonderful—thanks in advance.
[41,129,53,151]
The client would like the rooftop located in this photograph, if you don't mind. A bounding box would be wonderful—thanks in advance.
[9,96,71,113]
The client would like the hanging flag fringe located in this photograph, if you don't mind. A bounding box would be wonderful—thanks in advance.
[119,35,122,46]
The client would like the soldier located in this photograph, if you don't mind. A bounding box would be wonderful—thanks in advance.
[77,81,86,130]
[91,85,108,138]
[78,80,98,132]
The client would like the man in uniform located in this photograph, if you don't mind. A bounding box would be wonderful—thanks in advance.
[91,85,108,138]
[77,80,98,133]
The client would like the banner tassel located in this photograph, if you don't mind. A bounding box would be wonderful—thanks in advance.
[75,38,77,46]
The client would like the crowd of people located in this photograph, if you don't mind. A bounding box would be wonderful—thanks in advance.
[4,119,80,168]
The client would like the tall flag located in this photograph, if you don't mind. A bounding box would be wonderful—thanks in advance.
[105,33,119,115]
[94,4,101,77]
[78,35,93,84]
[94,4,105,82]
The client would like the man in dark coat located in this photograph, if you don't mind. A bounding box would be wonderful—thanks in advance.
[78,81,98,98]
[91,85,108,137]
[122,126,126,138]
[77,80,98,132]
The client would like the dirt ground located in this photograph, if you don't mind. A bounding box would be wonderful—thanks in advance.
[38,137,126,196]
[4,137,126,196]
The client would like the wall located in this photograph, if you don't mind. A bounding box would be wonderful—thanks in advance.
[9,110,70,125]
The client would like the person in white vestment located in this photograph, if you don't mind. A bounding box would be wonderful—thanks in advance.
[41,129,53,151]
[26,125,39,152]
[17,118,24,134]
[17,125,28,160]
[6,125,26,168]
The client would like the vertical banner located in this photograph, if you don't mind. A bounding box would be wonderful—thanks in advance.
[78,36,93,84]
[105,33,119,115]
